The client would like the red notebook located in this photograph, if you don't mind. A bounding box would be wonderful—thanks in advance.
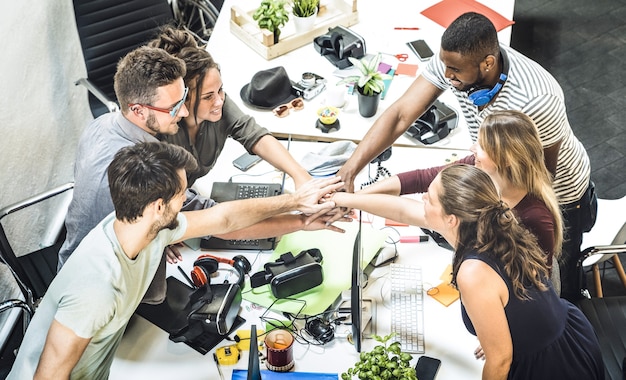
[421,0,514,32]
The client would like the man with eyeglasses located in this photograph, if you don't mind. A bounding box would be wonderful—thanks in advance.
[58,46,190,281]
[58,46,346,305]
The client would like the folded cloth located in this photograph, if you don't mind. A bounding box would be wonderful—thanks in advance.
[300,141,357,176]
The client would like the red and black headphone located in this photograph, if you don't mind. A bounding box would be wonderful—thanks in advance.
[190,253,252,289]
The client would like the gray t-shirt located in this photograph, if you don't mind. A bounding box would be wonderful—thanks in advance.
[8,212,187,380]
[58,113,158,269]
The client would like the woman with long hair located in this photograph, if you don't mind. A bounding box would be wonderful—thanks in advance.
[148,26,311,188]
[360,110,562,277]
[330,165,603,379]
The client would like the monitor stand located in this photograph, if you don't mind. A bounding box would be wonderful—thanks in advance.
[332,292,377,341]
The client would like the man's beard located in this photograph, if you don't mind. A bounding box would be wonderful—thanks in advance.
[150,205,179,236]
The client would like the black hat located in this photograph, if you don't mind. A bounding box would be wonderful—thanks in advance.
[240,66,297,110]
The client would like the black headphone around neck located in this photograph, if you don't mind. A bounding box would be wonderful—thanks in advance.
[468,48,510,107]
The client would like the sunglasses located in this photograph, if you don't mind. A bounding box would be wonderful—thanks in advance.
[273,97,304,118]
[129,87,189,117]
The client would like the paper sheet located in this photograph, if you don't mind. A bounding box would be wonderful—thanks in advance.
[243,222,388,316]
[421,0,515,32]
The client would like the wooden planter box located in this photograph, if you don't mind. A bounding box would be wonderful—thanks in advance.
[230,0,359,60]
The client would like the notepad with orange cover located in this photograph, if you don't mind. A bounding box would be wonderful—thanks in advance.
[421,0,515,32]
[428,264,460,306]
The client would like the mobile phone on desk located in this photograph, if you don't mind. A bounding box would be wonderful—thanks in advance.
[415,355,441,380]
[233,152,262,172]
[407,39,434,61]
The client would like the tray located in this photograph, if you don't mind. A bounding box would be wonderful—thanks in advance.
[230,0,359,60]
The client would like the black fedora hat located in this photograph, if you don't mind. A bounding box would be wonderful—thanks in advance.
[240,66,297,110]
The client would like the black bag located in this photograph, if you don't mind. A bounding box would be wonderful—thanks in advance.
[405,100,458,145]
[581,181,598,233]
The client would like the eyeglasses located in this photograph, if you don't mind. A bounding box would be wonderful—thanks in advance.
[272,97,304,118]
[129,87,189,117]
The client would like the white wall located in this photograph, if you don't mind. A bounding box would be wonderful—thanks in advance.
[0,0,92,209]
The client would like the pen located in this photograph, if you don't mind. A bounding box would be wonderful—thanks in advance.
[394,27,419,30]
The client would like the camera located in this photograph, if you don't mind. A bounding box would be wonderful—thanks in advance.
[291,72,326,100]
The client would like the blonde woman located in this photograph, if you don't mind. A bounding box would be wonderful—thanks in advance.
[331,165,603,380]
[360,110,562,278]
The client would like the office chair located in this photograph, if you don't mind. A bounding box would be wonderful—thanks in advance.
[575,196,626,380]
[72,0,175,118]
[578,196,626,298]
[0,182,74,373]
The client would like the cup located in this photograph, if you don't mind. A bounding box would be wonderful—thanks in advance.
[264,329,295,372]
[326,86,346,108]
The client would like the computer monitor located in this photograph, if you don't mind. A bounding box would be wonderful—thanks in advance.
[351,211,363,352]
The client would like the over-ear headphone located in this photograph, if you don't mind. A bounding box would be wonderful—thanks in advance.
[468,48,510,107]
[305,318,334,344]
[190,254,251,289]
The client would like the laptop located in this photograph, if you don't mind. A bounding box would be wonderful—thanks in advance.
[200,181,283,251]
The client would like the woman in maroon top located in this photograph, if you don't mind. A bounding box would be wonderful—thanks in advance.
[359,110,563,274]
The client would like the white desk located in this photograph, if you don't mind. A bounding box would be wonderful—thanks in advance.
[206,0,514,149]
[109,140,482,379]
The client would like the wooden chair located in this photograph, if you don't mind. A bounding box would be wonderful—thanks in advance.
[579,196,626,298]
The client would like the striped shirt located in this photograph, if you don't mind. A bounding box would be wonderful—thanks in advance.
[423,45,590,204]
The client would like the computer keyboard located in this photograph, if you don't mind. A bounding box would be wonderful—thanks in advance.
[389,263,425,353]
[235,184,275,199]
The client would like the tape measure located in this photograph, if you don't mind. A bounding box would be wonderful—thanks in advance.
[215,345,240,365]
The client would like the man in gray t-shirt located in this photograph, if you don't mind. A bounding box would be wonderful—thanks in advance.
[9,142,342,379]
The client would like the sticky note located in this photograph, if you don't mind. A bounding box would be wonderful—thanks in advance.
[396,63,418,77]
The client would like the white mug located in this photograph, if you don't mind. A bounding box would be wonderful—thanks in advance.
[326,86,346,108]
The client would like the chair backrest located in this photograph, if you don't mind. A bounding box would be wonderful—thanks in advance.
[0,183,74,302]
[72,0,174,118]
[581,196,626,266]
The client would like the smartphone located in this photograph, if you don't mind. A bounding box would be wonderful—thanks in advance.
[415,355,441,380]
[233,152,262,171]
[407,39,434,61]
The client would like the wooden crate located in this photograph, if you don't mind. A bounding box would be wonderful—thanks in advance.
[230,0,358,60]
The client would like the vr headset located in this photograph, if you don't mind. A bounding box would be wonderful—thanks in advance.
[250,248,324,298]
[313,26,366,69]
[405,100,458,145]
[170,282,242,343]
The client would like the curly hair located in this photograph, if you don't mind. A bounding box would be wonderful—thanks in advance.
[148,25,220,125]
[441,12,500,65]
[441,165,549,300]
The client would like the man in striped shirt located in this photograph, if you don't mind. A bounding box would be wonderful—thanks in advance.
[336,12,592,302]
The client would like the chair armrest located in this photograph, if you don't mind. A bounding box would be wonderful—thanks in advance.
[74,78,120,113]
[580,245,626,265]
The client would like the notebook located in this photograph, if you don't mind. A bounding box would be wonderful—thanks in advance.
[200,182,283,251]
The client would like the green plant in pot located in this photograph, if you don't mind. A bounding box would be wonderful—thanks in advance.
[253,0,289,44]
[341,334,417,380]
[292,0,319,33]
[292,0,319,17]
[337,53,392,118]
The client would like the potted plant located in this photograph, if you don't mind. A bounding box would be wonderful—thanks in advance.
[341,334,416,380]
[253,0,290,44]
[292,0,319,33]
[337,53,392,118]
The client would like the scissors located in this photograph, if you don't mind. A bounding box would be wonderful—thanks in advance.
[382,52,409,62]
